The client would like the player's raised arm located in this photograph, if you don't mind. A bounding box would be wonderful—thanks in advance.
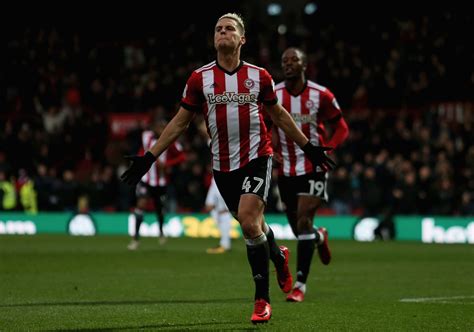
[148,107,195,157]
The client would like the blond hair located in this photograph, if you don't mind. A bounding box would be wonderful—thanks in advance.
[217,13,245,35]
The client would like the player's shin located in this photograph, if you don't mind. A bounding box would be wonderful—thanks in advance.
[296,231,316,283]
[245,233,270,302]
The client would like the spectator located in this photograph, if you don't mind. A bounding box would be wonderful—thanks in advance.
[328,167,352,215]
[3,9,472,217]
[0,170,16,211]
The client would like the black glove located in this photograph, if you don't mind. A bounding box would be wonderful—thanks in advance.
[120,151,156,186]
[301,142,336,171]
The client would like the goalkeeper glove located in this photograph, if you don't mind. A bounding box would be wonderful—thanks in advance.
[120,151,156,186]
[301,142,336,171]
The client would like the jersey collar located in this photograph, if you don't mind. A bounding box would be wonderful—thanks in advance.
[285,80,308,97]
[216,60,243,75]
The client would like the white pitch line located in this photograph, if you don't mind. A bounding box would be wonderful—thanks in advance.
[399,295,474,303]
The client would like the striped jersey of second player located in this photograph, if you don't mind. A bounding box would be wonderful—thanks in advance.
[180,60,277,172]
[139,130,185,187]
[274,80,342,177]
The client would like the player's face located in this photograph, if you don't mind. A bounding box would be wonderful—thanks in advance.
[214,18,245,52]
[281,49,305,79]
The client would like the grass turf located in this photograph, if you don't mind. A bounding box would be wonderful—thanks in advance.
[0,235,473,331]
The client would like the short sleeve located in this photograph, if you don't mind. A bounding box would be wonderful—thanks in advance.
[259,69,278,106]
[180,71,205,112]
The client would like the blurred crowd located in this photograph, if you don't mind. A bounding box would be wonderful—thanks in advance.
[3,5,473,216]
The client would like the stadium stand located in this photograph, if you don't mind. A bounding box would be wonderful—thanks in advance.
[3,4,473,216]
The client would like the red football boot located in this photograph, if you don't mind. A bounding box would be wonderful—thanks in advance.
[276,246,293,293]
[317,227,331,265]
[251,299,272,324]
[286,287,305,302]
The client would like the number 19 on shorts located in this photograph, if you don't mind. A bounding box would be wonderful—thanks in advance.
[308,179,327,198]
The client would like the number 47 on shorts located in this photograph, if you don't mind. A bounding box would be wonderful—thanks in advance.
[242,176,264,194]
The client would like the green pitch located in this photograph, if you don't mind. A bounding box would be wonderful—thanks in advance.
[1,235,473,330]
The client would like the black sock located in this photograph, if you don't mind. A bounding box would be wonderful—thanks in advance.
[296,232,316,284]
[265,225,285,269]
[134,212,144,241]
[157,213,164,236]
[246,234,270,302]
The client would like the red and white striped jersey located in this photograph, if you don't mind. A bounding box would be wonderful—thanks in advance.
[139,130,185,186]
[274,80,342,177]
[181,61,276,172]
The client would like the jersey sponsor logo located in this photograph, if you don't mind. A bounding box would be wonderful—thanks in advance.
[207,92,257,105]
[291,113,317,124]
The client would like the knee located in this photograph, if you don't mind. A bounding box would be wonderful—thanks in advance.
[238,210,261,238]
[237,208,257,224]
[241,223,260,238]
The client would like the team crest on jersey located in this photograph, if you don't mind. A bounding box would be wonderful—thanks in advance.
[244,78,255,89]
[305,100,317,110]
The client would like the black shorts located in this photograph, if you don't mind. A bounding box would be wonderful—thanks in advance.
[213,156,273,216]
[278,172,329,212]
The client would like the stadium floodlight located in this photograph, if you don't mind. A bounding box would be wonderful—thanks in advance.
[267,3,282,16]
[304,2,318,15]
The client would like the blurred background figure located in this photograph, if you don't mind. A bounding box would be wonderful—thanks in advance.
[17,169,38,214]
[0,169,17,211]
[204,177,233,254]
[127,120,185,250]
